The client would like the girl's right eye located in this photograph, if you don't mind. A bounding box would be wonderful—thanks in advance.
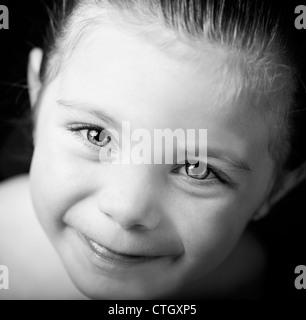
[66,124,114,153]
[84,129,112,148]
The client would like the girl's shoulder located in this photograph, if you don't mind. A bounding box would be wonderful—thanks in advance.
[0,175,34,239]
[0,175,86,300]
[0,174,30,200]
[0,174,31,209]
[0,175,40,250]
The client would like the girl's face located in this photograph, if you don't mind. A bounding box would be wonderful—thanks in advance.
[29,24,274,299]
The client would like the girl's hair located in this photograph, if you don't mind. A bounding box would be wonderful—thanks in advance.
[40,0,306,174]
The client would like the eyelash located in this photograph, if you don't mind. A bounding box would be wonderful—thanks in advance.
[66,123,236,188]
[171,163,232,188]
[66,123,109,153]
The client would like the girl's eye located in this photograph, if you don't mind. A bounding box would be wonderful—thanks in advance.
[184,162,212,180]
[172,161,229,188]
[66,124,116,153]
[86,129,112,147]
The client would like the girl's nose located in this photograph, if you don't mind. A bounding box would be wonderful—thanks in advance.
[97,165,163,231]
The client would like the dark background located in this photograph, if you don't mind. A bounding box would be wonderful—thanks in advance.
[0,0,306,299]
[0,0,52,179]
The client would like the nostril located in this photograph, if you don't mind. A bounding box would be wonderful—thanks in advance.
[120,222,144,231]
[133,224,149,231]
[119,221,152,231]
[103,211,112,219]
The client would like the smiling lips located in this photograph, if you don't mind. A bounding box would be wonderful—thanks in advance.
[84,235,161,265]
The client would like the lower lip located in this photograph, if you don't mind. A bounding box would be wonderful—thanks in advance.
[79,233,159,267]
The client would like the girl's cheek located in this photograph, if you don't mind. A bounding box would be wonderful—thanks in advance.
[176,195,252,259]
[173,206,237,279]
[30,139,87,225]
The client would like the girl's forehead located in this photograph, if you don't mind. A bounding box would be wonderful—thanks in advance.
[59,25,249,120]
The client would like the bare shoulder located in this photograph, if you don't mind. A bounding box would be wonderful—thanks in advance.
[0,175,34,226]
[0,175,44,252]
[0,174,30,203]
[0,175,86,300]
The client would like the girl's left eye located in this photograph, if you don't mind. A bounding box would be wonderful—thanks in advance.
[185,162,211,180]
[171,161,230,188]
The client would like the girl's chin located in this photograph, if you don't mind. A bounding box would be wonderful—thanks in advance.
[57,228,185,299]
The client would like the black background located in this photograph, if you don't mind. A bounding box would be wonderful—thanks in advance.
[0,0,306,300]
[0,0,52,179]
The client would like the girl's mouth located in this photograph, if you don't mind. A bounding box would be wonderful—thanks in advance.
[82,234,159,265]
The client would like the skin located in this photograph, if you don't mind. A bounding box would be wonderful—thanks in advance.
[0,176,87,300]
[27,22,276,299]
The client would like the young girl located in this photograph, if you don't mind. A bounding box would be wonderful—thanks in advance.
[0,0,306,300]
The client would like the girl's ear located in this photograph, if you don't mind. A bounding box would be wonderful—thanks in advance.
[28,48,43,108]
[253,163,306,220]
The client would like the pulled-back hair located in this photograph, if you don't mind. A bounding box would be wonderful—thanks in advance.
[39,0,306,179]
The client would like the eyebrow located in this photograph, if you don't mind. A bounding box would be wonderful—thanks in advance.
[56,99,121,129]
